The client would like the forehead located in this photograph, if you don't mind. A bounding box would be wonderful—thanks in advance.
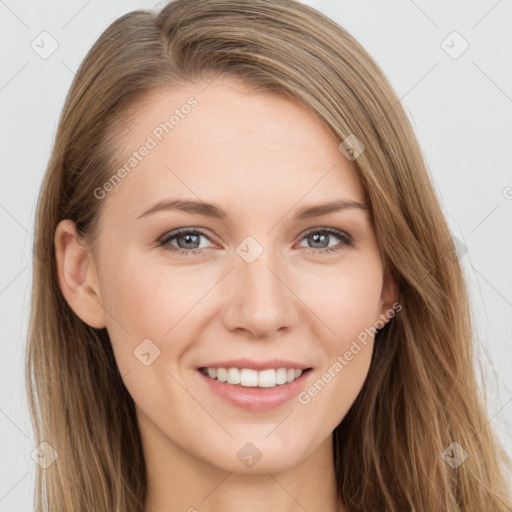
[101,77,366,222]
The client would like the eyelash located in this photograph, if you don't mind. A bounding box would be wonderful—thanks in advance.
[157,227,354,257]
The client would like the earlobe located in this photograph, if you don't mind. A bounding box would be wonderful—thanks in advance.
[54,219,107,329]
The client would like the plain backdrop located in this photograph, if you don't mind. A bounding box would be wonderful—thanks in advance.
[1,1,511,509]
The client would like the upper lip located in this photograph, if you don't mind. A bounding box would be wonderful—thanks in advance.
[197,358,313,371]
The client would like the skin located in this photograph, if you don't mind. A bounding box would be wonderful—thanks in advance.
[55,76,398,512]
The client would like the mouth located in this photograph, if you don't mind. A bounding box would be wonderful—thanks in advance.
[196,365,314,411]
[198,366,313,388]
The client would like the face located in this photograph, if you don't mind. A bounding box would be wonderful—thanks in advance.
[58,76,397,474]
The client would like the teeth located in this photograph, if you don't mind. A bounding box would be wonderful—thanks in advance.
[227,368,240,385]
[258,369,275,387]
[276,367,287,385]
[202,367,305,388]
[241,368,258,387]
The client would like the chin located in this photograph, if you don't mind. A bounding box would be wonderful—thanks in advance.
[198,435,312,474]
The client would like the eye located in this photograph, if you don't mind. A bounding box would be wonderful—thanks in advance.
[297,227,353,255]
[158,228,214,256]
[158,227,354,257]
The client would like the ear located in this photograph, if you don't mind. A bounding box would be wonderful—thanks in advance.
[54,219,107,329]
[376,266,400,328]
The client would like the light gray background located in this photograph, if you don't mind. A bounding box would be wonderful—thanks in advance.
[1,1,511,509]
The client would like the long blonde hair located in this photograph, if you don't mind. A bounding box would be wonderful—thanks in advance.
[26,0,511,510]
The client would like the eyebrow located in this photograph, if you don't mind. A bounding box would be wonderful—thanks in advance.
[136,198,368,221]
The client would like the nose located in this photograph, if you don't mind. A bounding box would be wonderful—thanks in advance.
[220,247,299,339]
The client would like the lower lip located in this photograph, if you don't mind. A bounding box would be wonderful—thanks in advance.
[197,369,312,411]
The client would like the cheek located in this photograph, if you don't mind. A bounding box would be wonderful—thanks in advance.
[97,256,196,414]
[333,274,382,344]
[96,255,168,366]
[299,259,382,399]
[100,252,189,333]
[296,271,380,425]
[98,252,215,372]
[301,256,384,344]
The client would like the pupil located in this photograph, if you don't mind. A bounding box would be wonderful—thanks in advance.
[310,232,327,248]
[180,234,199,249]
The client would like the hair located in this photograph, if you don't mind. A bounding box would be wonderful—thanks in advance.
[26,0,511,510]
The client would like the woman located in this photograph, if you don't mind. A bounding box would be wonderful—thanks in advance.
[26,0,512,510]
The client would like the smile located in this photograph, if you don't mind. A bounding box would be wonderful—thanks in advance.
[199,366,311,388]
[197,366,313,411]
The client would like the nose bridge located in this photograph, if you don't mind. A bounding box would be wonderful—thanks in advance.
[222,234,297,336]
[240,252,281,298]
